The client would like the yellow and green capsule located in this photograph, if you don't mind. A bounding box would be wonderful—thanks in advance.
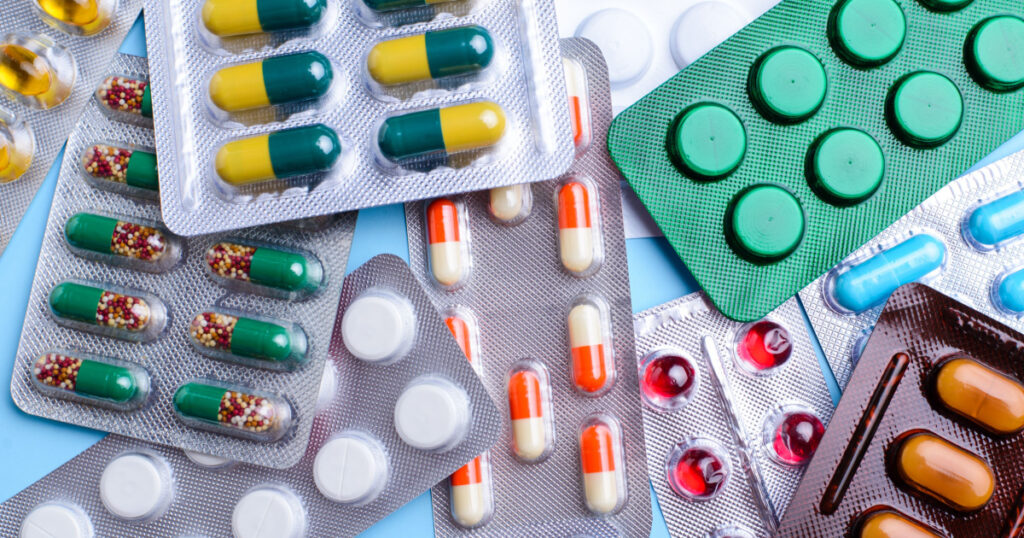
[367,26,494,86]
[363,0,456,12]
[215,124,341,186]
[210,51,333,112]
[201,0,325,37]
[378,101,506,162]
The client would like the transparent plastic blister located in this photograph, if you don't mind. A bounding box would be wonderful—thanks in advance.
[144,0,574,235]
[633,292,834,537]
[79,140,159,198]
[410,39,651,536]
[0,0,141,256]
[31,349,151,411]
[801,149,1024,388]
[9,53,356,468]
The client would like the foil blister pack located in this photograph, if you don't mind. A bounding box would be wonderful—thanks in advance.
[406,38,651,536]
[143,0,574,236]
[634,293,834,538]
[0,0,142,255]
[801,149,1024,388]
[780,283,1024,536]
[9,53,357,468]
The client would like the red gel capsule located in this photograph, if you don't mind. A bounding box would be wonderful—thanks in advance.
[668,442,729,500]
[771,410,824,465]
[737,320,792,371]
[642,353,696,409]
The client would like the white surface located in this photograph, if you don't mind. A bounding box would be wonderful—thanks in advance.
[575,9,653,90]
[232,487,306,538]
[98,453,168,520]
[341,292,413,363]
[20,503,92,538]
[313,435,386,504]
[394,379,469,452]
[183,449,233,469]
[315,362,338,414]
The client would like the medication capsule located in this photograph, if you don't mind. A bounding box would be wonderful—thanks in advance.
[209,51,333,112]
[215,124,341,186]
[82,144,158,191]
[891,431,994,512]
[33,352,147,406]
[35,0,104,27]
[174,382,290,440]
[426,198,468,288]
[934,358,1024,435]
[64,213,170,264]
[205,241,323,295]
[0,115,33,184]
[363,0,457,12]
[0,43,53,97]
[96,76,151,118]
[857,509,941,538]
[367,26,494,86]
[833,235,945,313]
[997,267,1024,313]
[564,57,590,150]
[966,189,1024,247]
[377,102,506,162]
[508,366,551,461]
[446,314,474,362]
[557,180,599,275]
[449,455,493,527]
[190,311,307,366]
[49,282,153,332]
[579,421,624,514]
[568,302,614,395]
[488,184,530,224]
[201,0,325,37]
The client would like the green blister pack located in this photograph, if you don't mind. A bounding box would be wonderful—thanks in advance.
[608,0,1024,322]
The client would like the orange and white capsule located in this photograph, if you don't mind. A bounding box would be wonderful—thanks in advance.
[449,453,493,527]
[563,57,590,150]
[445,313,475,365]
[508,365,551,462]
[488,183,531,224]
[427,198,468,288]
[569,301,614,395]
[557,179,601,275]
[580,419,624,515]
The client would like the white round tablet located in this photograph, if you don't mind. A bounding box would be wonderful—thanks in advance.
[394,377,469,452]
[575,8,653,89]
[341,291,414,363]
[313,434,387,505]
[315,363,338,414]
[232,487,306,538]
[20,502,92,538]
[184,449,234,469]
[671,2,752,69]
[99,453,171,521]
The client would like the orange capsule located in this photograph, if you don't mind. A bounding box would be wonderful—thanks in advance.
[449,454,493,527]
[445,315,473,363]
[569,301,614,395]
[563,57,590,150]
[580,420,624,514]
[426,198,467,288]
[508,366,551,461]
[557,180,600,275]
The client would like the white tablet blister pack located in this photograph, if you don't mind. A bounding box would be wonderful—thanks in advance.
[0,0,142,255]
[8,53,357,469]
[801,149,1024,388]
[634,293,833,537]
[0,254,503,537]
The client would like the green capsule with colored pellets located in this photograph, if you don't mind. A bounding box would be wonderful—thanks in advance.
[215,124,341,186]
[173,381,291,440]
[83,144,159,191]
[363,0,457,12]
[64,212,175,267]
[201,0,326,37]
[205,241,323,296]
[209,51,333,112]
[33,352,148,408]
[49,281,156,334]
[367,26,494,85]
[378,101,506,162]
[190,311,307,367]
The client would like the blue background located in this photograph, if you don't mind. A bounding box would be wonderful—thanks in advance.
[3,16,1024,536]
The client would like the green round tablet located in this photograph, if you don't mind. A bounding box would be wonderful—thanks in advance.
[965,15,1024,93]
[668,103,746,180]
[829,0,906,68]
[886,71,963,148]
[807,128,885,205]
[748,46,827,124]
[917,0,973,12]
[727,185,805,263]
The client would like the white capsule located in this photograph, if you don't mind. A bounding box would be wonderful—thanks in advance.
[489,184,530,223]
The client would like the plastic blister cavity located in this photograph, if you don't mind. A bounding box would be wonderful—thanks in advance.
[98,451,174,521]
[313,431,389,505]
[94,74,151,126]
[79,141,158,197]
[340,287,416,364]
[425,197,473,289]
[0,32,75,109]
[33,0,118,36]
[555,175,604,277]
[32,350,150,411]
[47,279,168,342]
[507,360,555,463]
[395,375,470,452]
[0,108,34,183]
[173,380,294,442]
[567,295,615,396]
[578,413,626,515]
[63,211,182,273]
[189,310,308,371]
[203,239,325,300]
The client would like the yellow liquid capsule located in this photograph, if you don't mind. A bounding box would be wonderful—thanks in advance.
[0,45,52,97]
[36,0,100,26]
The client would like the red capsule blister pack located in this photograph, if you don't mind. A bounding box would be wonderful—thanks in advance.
[780,283,1024,537]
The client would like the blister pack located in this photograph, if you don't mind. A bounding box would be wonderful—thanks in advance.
[0,0,142,255]
[634,293,833,538]
[780,283,1024,536]
[608,0,1024,323]
[404,38,650,536]
[143,0,574,236]
[801,149,1024,388]
[9,53,356,468]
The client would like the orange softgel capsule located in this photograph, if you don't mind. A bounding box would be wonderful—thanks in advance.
[892,431,994,512]
[579,421,623,514]
[934,358,1024,435]
[0,44,51,97]
[557,180,599,275]
[857,509,941,538]
[426,198,467,288]
[568,301,613,394]
[508,367,550,461]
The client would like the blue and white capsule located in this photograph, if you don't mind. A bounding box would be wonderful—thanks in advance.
[965,189,1024,249]
[831,235,946,313]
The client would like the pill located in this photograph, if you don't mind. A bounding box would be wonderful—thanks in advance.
[202,0,325,37]
[394,377,470,452]
[832,235,946,313]
[35,0,104,27]
[934,358,1024,435]
[669,102,746,180]
[964,15,1024,92]
[33,352,145,405]
[886,71,963,148]
[508,368,550,461]
[892,431,994,512]
[96,76,151,118]
[445,312,474,363]
[174,382,290,439]
[232,486,306,538]
[209,52,333,112]
[769,409,824,465]
[49,282,153,332]
[857,509,941,538]
[314,434,387,504]
[0,43,53,97]
[670,3,750,69]
[183,449,234,469]
[426,198,468,287]
[557,180,598,275]
[563,57,589,149]
[997,268,1024,313]
[569,302,613,394]
[580,422,623,514]
[966,190,1024,247]
[362,0,457,12]
[668,441,729,500]
[829,0,907,68]
[748,46,827,124]
[449,455,492,527]
[0,118,33,184]
[727,185,805,263]
[736,320,792,371]
[64,213,170,263]
[341,290,414,363]
[215,124,341,185]
[377,101,506,162]
[368,26,493,86]
[575,8,651,89]
[205,241,323,294]
[807,128,885,206]
[20,502,92,538]
[641,351,697,409]
[488,184,529,224]
[99,453,170,520]
[82,144,158,191]
[190,311,307,365]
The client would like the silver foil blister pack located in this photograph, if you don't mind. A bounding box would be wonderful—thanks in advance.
[10,53,357,468]
[0,0,141,255]
[143,0,574,236]
[801,149,1024,388]
[406,38,651,536]
[633,293,834,538]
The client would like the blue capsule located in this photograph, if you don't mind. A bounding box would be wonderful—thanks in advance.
[833,235,946,313]
[966,190,1024,248]
[996,268,1024,313]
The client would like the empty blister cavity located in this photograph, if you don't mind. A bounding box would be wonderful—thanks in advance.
[733,318,793,374]
[761,404,825,466]
[183,449,235,469]
[555,175,603,277]
[747,46,827,125]
[232,485,307,538]
[567,295,615,396]
[886,71,963,149]
[668,102,746,181]
[376,101,507,170]
[394,375,470,452]
[313,431,389,505]
[95,74,151,125]
[33,0,117,36]
[964,188,1024,250]
[0,32,75,109]
[487,183,531,225]
[932,357,1024,435]
[32,350,150,410]
[314,361,337,413]
[340,287,415,364]
[365,25,498,97]
[640,348,699,411]
[666,437,731,501]
[48,280,166,342]
[806,128,885,207]
[80,142,158,195]
[964,15,1024,93]
[189,310,308,370]
[63,211,181,272]
[507,360,554,462]
[828,0,907,68]
[827,234,946,314]
[889,430,994,512]
[204,240,324,299]
[173,380,293,442]
[425,197,472,289]
[0,107,34,183]
[726,185,805,264]
[854,508,943,538]
[708,525,757,538]
[99,451,173,521]
[563,56,590,152]
[20,502,93,538]
[213,124,343,189]
[578,414,626,515]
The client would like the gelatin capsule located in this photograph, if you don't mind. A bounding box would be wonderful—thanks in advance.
[934,358,1024,435]
[996,267,1024,313]
[378,102,506,162]
[368,26,494,86]
[173,381,291,441]
[209,51,333,112]
[0,34,73,109]
[190,311,307,367]
[426,198,469,288]
[568,301,614,395]
[82,144,158,191]
[488,184,530,224]
[832,235,945,313]
[445,312,475,364]
[96,76,151,118]
[201,0,326,37]
[891,431,993,512]
[667,438,730,500]
[205,241,323,296]
[64,212,175,266]
[508,365,552,462]
[215,124,341,186]
[557,179,600,275]
[0,112,34,184]
[966,189,1024,248]
[36,0,113,35]
[363,0,457,12]
[640,349,698,410]
[33,352,148,407]
[579,418,624,514]
[49,282,154,333]
[449,454,492,528]
[857,509,942,538]
[564,57,590,150]
[736,319,792,372]
[0,43,53,97]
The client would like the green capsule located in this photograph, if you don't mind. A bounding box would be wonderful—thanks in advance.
[367,26,494,85]
[363,0,457,12]
[205,241,323,294]
[33,352,145,405]
[49,281,154,332]
[83,144,159,191]
[378,101,506,162]
[174,381,289,439]
[190,311,307,364]
[64,212,171,263]
[209,51,333,112]
[215,124,341,186]
[202,0,326,37]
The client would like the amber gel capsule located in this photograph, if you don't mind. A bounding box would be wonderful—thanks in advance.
[934,358,1024,435]
[857,509,941,538]
[891,431,994,512]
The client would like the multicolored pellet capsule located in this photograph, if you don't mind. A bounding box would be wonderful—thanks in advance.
[49,282,154,333]
[82,144,158,191]
[33,352,147,407]
[64,212,174,265]
[174,381,290,441]
[201,0,326,37]
[215,124,341,186]
[205,241,323,296]
[95,75,151,118]
[189,311,307,366]
[367,26,494,86]
[363,0,456,12]
[378,101,506,162]
[209,51,333,112]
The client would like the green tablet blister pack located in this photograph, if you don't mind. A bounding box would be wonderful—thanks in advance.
[608,0,1024,322]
